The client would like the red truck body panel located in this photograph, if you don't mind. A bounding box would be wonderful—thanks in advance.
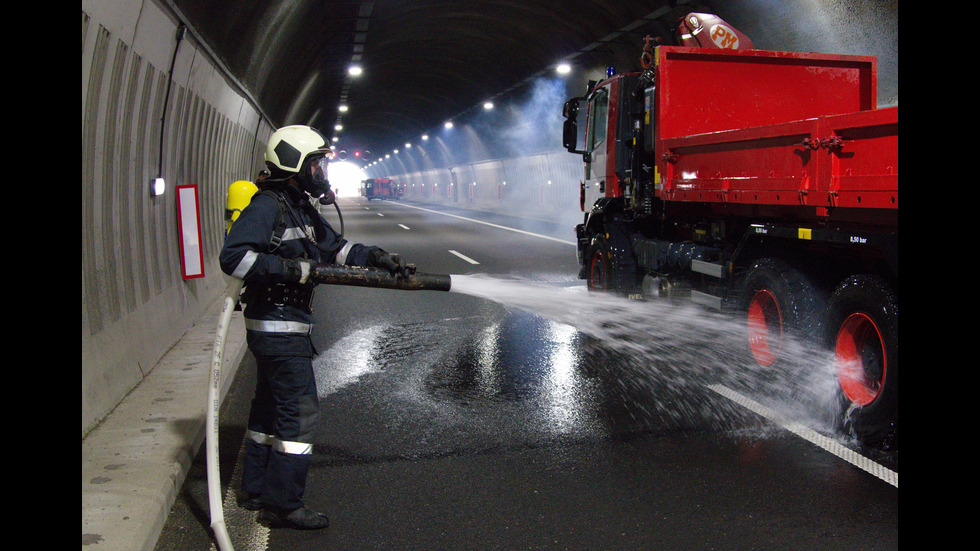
[654,47,877,139]
[647,47,895,223]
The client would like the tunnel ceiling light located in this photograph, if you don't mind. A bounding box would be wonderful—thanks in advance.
[421,134,429,141]
[348,65,363,76]
[556,63,571,74]
[405,142,412,148]
[444,121,453,129]
[334,124,343,131]
[483,101,494,110]
[338,104,348,112]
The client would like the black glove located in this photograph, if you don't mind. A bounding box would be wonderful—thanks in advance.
[279,257,314,284]
[367,247,410,278]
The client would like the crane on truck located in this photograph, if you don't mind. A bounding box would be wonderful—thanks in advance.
[561,13,898,447]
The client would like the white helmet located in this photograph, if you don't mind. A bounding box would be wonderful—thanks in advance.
[264,125,330,176]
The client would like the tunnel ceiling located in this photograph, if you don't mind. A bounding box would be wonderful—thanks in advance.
[173,0,716,161]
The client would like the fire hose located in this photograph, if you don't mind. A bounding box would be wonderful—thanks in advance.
[207,265,452,549]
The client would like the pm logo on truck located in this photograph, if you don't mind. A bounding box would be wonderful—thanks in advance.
[710,25,740,48]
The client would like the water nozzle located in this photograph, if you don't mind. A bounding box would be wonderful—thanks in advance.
[310,264,452,292]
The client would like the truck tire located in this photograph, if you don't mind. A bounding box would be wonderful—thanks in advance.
[739,258,821,369]
[585,232,637,292]
[827,275,898,447]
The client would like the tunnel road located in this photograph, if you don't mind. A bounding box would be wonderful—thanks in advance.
[154,196,898,551]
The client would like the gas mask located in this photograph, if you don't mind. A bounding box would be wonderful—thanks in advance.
[298,154,335,205]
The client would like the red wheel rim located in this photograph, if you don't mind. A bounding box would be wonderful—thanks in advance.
[589,251,606,290]
[835,312,886,406]
[747,289,781,367]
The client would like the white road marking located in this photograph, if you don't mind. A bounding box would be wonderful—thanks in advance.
[377,212,385,217]
[384,201,576,245]
[707,384,898,488]
[398,224,411,230]
[448,250,480,264]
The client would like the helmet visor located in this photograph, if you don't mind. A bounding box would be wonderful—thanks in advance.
[309,154,329,185]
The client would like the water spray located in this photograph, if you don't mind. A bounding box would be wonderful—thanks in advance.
[206,265,452,549]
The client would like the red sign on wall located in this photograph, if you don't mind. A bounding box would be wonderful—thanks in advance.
[176,184,205,279]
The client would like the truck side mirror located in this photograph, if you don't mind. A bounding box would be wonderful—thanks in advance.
[563,119,581,153]
[563,98,585,154]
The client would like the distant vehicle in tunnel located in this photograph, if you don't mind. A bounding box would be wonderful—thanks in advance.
[562,13,898,448]
[361,177,404,200]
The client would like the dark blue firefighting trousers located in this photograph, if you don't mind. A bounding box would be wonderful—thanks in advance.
[241,332,319,511]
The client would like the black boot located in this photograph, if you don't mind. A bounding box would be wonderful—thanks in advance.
[237,492,264,511]
[259,506,330,530]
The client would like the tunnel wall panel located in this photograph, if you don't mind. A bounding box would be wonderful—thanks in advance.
[380,150,586,231]
[82,1,272,436]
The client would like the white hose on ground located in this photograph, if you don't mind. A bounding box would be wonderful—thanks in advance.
[207,277,243,551]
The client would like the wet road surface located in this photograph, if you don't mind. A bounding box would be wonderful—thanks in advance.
[155,197,898,550]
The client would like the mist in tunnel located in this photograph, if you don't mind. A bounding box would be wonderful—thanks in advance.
[368,71,575,174]
[358,69,590,232]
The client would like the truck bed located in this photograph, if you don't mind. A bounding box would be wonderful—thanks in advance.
[650,47,896,221]
[657,105,898,214]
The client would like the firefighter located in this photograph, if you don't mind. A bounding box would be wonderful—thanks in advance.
[219,125,411,530]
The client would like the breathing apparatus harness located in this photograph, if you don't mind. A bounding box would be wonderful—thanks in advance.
[261,157,345,242]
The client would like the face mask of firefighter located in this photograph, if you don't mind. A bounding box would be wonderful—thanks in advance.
[299,155,335,205]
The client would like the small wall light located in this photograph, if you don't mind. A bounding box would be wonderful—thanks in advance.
[150,177,166,197]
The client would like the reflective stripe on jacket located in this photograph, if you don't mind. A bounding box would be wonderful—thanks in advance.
[219,184,372,333]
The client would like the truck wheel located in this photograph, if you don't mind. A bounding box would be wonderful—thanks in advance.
[827,275,898,447]
[740,259,821,368]
[586,232,637,293]
[586,234,614,291]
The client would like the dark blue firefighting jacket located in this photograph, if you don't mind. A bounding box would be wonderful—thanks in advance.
[219,184,372,343]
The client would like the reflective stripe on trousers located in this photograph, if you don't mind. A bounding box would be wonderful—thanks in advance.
[247,429,313,455]
[245,318,312,334]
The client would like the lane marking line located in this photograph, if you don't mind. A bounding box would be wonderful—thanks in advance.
[448,250,480,264]
[384,201,576,245]
[707,384,898,488]
[398,224,411,230]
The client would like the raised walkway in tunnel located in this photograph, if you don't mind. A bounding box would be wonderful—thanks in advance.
[82,292,248,551]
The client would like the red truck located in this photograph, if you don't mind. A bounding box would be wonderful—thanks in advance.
[562,13,897,447]
[362,178,404,200]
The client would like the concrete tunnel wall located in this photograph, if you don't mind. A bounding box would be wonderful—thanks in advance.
[367,151,587,233]
[82,0,275,436]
